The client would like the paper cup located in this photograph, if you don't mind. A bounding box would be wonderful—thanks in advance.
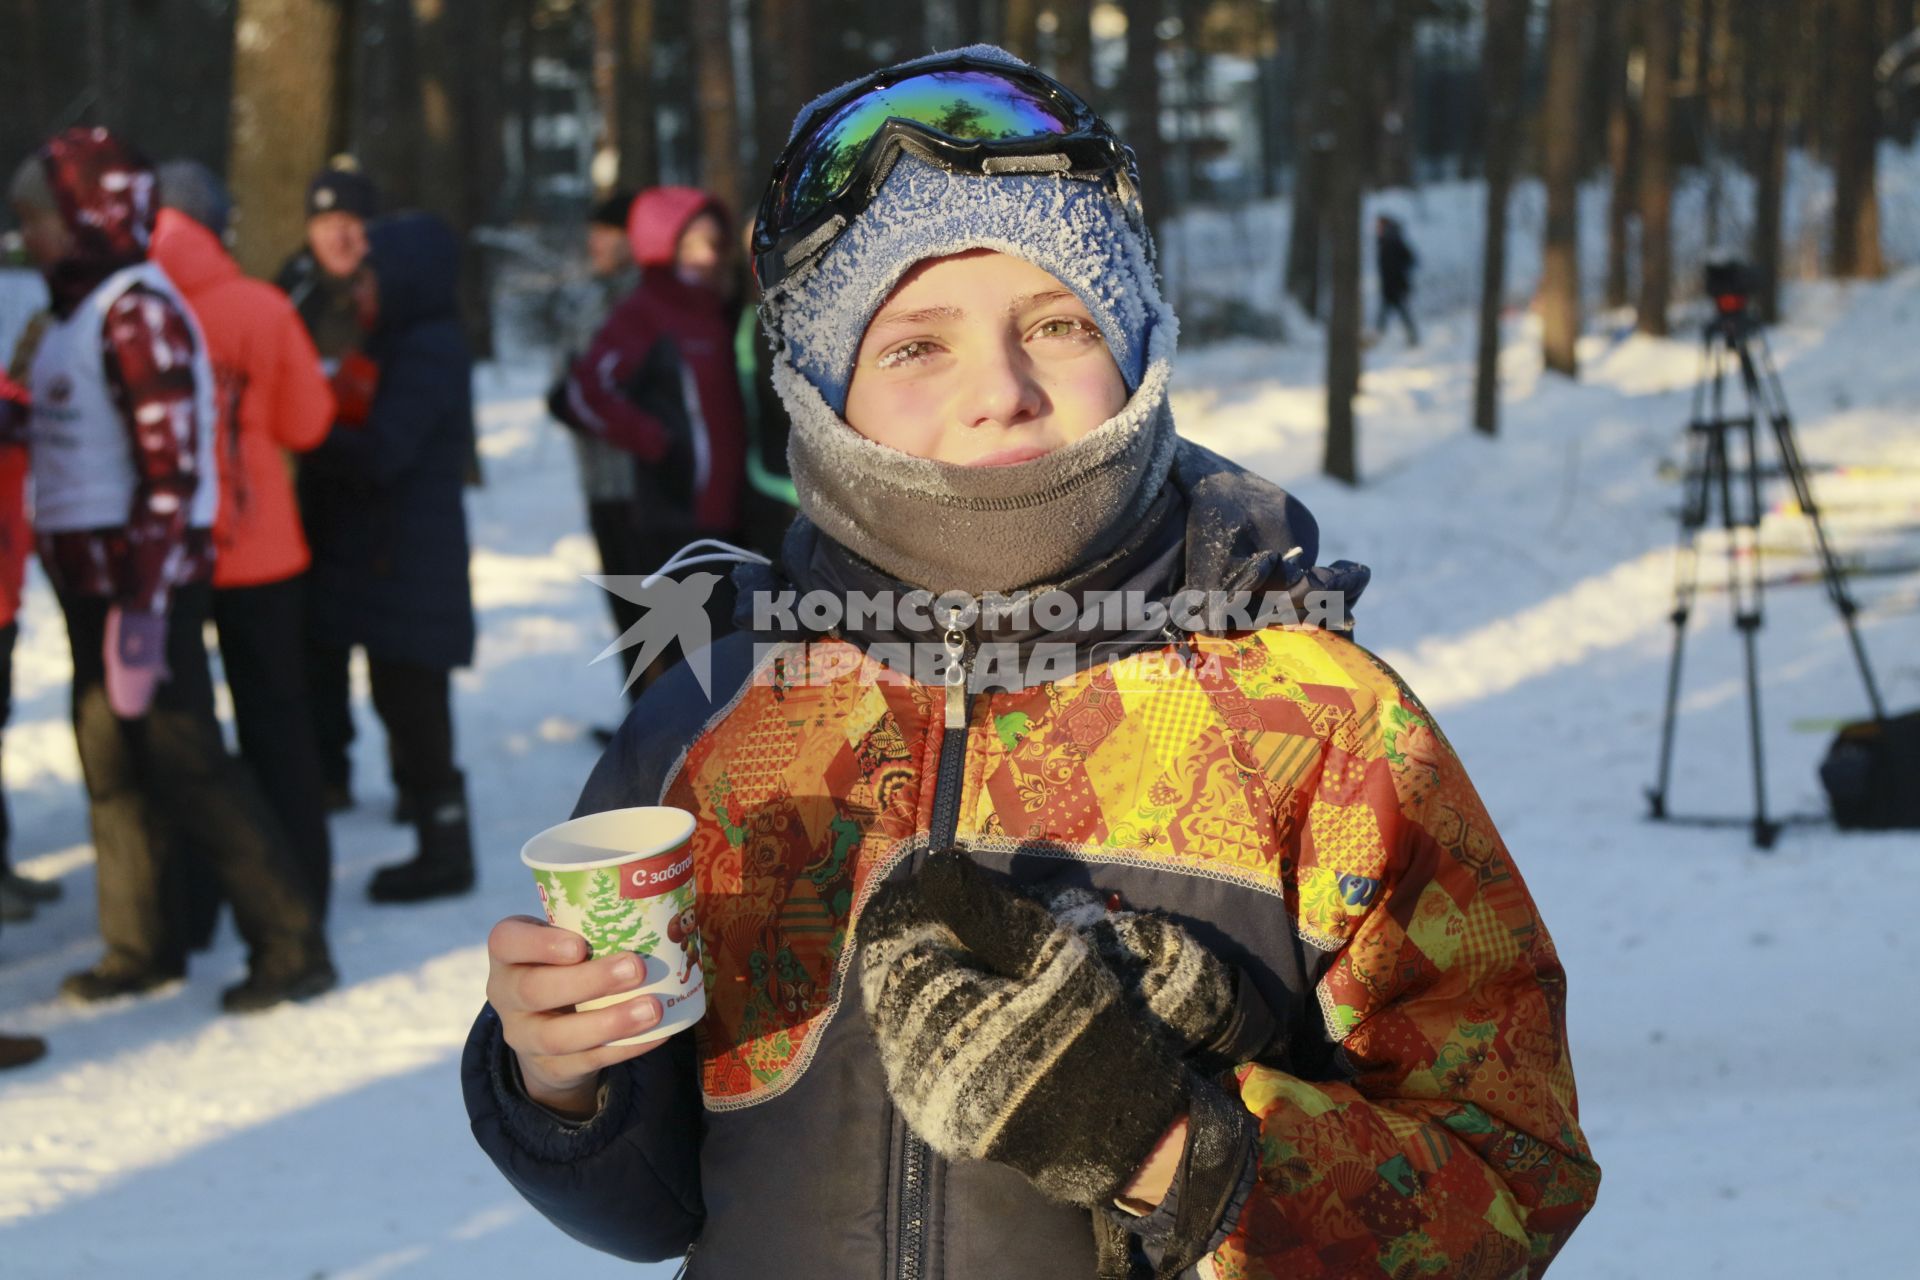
[521,806,706,1048]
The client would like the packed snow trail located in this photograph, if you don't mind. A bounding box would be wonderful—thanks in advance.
[1,269,1918,1276]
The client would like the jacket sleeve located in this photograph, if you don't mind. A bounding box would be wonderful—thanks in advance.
[562,298,673,462]
[462,1004,704,1262]
[267,296,335,453]
[100,285,202,614]
[1205,653,1599,1279]
[312,324,462,487]
[460,639,768,1260]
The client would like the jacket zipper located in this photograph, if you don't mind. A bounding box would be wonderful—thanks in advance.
[896,610,974,1280]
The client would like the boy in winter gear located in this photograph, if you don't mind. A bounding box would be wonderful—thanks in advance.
[9,129,334,1011]
[465,48,1596,1279]
[153,160,339,917]
[296,211,478,903]
[553,186,749,691]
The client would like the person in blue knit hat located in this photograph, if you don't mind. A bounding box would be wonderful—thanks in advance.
[463,45,1596,1280]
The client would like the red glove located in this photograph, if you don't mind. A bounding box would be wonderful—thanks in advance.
[0,372,29,445]
[104,605,169,719]
[330,351,380,428]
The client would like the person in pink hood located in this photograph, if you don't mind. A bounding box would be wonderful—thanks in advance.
[554,186,748,691]
[7,129,333,1011]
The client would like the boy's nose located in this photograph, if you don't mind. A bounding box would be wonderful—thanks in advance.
[962,340,1045,430]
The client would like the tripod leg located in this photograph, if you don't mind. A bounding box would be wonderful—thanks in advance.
[1744,337,1890,723]
[1651,404,1714,820]
[1726,412,1779,850]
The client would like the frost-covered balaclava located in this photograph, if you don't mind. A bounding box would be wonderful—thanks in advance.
[762,45,1180,596]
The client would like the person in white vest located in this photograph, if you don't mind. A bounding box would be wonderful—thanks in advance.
[7,128,335,1012]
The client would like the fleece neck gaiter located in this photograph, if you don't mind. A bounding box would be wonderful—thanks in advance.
[775,320,1178,596]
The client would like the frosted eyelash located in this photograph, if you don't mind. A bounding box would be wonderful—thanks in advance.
[876,341,935,369]
[1035,317,1101,341]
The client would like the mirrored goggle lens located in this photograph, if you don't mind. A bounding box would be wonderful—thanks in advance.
[776,69,1077,227]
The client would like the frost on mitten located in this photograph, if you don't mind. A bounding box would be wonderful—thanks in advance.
[1042,886,1280,1073]
[857,854,1193,1210]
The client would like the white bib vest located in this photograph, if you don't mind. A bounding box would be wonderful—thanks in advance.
[27,261,220,533]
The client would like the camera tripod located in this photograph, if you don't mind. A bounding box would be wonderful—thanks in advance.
[1646,301,1888,849]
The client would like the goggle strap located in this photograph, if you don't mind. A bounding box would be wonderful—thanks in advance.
[783,213,847,274]
[982,153,1072,175]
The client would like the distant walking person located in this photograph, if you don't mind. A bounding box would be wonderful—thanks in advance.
[7,128,333,1011]
[296,209,478,904]
[153,160,339,918]
[1375,214,1420,346]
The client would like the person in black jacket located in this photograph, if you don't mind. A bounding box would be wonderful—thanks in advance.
[299,212,478,903]
[1374,214,1420,346]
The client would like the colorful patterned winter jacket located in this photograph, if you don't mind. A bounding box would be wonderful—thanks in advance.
[463,443,1600,1279]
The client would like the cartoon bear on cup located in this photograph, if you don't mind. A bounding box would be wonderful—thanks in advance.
[665,904,702,987]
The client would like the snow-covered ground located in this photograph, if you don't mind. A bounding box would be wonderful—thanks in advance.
[2,259,1918,1277]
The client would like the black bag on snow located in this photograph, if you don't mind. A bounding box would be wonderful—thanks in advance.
[1820,709,1920,830]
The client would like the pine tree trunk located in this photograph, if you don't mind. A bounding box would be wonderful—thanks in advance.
[1749,0,1789,324]
[1003,0,1041,61]
[1053,0,1096,102]
[1322,0,1365,484]
[1603,1,1638,310]
[692,0,744,214]
[227,0,344,279]
[1123,0,1170,236]
[412,0,502,359]
[1636,0,1675,336]
[1284,0,1326,315]
[1541,0,1587,377]
[752,0,811,202]
[1830,0,1886,278]
[1475,0,1530,434]
[615,0,660,191]
[890,0,928,61]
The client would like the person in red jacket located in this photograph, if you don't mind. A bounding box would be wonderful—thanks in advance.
[0,370,50,1067]
[0,363,60,924]
[555,187,748,690]
[153,160,339,919]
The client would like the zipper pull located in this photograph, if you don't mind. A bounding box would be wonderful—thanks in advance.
[942,606,971,730]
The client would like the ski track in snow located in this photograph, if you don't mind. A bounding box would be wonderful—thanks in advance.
[2,261,1919,1275]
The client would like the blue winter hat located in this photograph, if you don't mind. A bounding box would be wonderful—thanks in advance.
[763,45,1167,416]
[156,159,232,239]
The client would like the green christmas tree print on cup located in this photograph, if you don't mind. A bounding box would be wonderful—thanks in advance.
[521,806,707,1048]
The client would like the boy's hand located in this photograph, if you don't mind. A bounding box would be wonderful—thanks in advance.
[485,915,672,1118]
[857,854,1201,1211]
[1038,886,1278,1072]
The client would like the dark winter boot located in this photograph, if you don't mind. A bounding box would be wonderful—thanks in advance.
[368,776,474,904]
[60,956,186,1003]
[0,1032,47,1070]
[220,952,339,1014]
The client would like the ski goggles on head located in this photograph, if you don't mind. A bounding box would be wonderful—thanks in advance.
[752,55,1138,291]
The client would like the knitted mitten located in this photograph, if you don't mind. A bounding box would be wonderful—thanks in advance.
[858,853,1199,1210]
[1041,886,1280,1073]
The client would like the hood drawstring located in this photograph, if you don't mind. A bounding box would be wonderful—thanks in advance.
[641,538,771,590]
